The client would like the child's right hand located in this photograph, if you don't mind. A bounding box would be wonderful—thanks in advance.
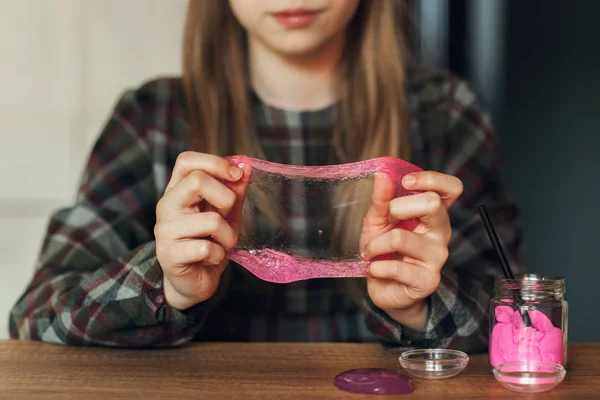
[154,152,250,311]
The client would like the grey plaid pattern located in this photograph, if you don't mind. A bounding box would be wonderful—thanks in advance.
[10,68,524,352]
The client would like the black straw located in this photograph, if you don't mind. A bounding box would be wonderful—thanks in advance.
[478,204,531,326]
[478,205,515,280]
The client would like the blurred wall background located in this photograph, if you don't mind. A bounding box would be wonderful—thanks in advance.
[501,0,600,342]
[1,0,598,342]
[0,0,187,338]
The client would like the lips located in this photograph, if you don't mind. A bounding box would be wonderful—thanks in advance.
[273,8,322,29]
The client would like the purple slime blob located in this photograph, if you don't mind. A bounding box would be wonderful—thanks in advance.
[225,156,423,284]
[334,368,415,395]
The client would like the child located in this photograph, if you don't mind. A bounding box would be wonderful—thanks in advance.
[10,0,523,350]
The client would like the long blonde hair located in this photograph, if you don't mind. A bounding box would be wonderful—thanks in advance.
[183,0,412,162]
[182,0,413,305]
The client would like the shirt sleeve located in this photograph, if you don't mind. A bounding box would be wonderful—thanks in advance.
[9,87,209,347]
[363,77,525,352]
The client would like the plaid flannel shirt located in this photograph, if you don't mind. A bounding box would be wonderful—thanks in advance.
[9,68,524,351]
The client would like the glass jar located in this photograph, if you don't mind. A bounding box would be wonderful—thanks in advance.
[489,274,568,369]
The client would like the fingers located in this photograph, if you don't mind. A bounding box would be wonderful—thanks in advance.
[155,211,238,251]
[369,260,440,289]
[161,239,227,267]
[158,170,237,218]
[389,191,451,241]
[402,171,463,208]
[363,228,449,266]
[166,152,244,193]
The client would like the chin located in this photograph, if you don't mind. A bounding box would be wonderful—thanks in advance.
[271,37,331,58]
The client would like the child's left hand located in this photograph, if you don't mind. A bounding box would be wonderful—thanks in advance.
[360,171,463,329]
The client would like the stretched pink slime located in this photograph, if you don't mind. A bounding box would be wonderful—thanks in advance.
[225,156,422,283]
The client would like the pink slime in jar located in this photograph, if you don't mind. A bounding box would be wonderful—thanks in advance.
[490,306,563,367]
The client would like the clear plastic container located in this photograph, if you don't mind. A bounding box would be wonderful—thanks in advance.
[399,349,469,379]
[489,274,568,370]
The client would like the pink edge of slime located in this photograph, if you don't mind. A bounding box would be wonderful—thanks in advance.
[228,249,369,283]
[225,155,423,180]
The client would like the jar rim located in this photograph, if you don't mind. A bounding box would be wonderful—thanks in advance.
[494,274,566,294]
[494,274,565,284]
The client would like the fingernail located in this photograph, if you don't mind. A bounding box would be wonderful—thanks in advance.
[230,166,243,181]
[403,174,416,188]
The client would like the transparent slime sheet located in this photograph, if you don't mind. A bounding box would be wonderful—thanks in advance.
[225,156,422,283]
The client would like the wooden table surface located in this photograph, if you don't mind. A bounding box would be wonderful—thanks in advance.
[0,341,598,399]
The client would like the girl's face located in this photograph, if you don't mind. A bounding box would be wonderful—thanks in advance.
[229,0,360,58]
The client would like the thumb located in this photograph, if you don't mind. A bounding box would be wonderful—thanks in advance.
[364,172,396,228]
[227,163,253,234]
[360,172,396,252]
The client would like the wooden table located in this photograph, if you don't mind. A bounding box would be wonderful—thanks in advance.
[0,341,598,399]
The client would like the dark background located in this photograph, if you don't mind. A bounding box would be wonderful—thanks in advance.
[418,0,600,342]
[503,1,599,343]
